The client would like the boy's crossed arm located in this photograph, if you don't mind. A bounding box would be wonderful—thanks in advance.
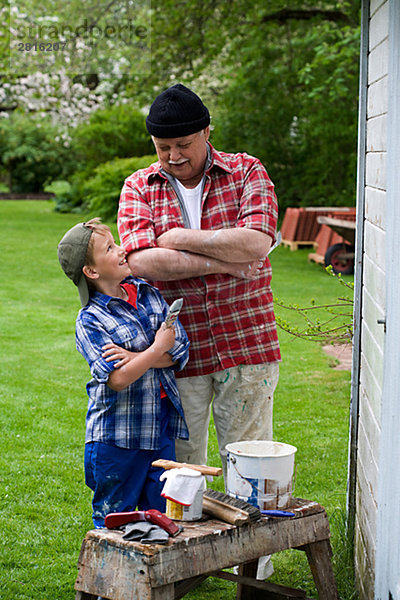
[102,324,176,392]
[102,344,174,370]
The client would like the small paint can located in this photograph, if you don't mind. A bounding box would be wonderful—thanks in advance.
[165,486,203,521]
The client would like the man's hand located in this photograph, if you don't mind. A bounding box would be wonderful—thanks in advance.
[226,259,265,280]
[156,228,183,249]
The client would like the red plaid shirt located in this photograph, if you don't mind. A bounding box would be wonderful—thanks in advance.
[118,143,281,377]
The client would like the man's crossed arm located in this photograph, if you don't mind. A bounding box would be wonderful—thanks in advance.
[127,227,272,282]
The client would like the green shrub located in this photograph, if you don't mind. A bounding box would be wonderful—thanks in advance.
[70,104,154,176]
[44,180,72,197]
[84,155,157,221]
[0,113,74,193]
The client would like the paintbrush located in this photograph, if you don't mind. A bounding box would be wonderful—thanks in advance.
[202,489,261,525]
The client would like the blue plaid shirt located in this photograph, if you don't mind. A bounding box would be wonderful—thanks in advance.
[75,276,190,450]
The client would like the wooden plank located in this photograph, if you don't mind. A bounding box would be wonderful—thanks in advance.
[316,217,356,245]
[149,515,330,587]
[234,561,311,600]
[303,540,339,600]
[307,252,325,265]
[366,151,387,190]
[368,36,388,85]
[174,575,209,599]
[215,566,310,599]
[282,239,315,251]
[317,217,356,228]
[75,592,98,600]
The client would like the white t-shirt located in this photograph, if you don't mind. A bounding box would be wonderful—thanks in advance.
[174,177,204,229]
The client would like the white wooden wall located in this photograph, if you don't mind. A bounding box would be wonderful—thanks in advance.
[355,1,388,598]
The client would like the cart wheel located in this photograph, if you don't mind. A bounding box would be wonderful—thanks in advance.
[324,243,354,275]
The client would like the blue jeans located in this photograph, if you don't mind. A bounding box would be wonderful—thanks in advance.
[84,400,176,527]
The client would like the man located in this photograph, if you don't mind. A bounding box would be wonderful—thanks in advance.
[118,83,281,477]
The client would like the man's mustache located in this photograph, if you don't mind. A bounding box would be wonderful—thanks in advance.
[168,159,189,165]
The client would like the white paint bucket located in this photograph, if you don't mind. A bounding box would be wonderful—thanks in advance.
[226,440,297,510]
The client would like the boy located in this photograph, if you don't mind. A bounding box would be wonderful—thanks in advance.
[57,218,190,527]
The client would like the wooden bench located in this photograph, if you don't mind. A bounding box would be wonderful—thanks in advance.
[75,498,339,600]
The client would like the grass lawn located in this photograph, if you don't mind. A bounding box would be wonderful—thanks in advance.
[0,201,356,599]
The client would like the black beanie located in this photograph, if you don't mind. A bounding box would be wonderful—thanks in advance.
[146,83,210,138]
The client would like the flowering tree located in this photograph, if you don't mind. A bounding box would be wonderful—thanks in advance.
[0,0,151,128]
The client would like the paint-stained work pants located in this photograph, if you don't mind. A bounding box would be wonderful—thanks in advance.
[84,396,175,528]
[176,362,280,479]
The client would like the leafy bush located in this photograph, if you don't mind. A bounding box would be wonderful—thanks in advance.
[44,180,72,197]
[84,155,157,221]
[70,104,154,176]
[0,113,74,193]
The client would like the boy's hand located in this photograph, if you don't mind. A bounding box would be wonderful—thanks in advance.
[152,323,176,354]
[102,343,138,368]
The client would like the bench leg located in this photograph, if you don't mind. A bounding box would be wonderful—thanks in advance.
[303,540,339,600]
[151,583,174,599]
[75,592,98,600]
[236,561,258,599]
[175,576,209,599]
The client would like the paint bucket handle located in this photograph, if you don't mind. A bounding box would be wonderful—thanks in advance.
[292,460,297,496]
[229,454,266,495]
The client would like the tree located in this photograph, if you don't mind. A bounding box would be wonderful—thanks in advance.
[0,0,360,211]
[148,0,360,211]
[212,15,360,210]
